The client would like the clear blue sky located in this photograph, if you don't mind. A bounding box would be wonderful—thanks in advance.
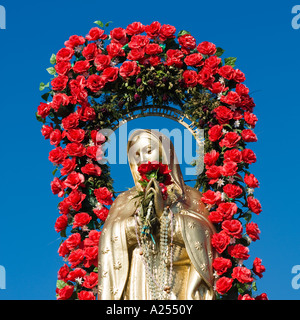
[0,0,299,300]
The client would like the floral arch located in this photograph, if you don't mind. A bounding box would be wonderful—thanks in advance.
[36,20,267,300]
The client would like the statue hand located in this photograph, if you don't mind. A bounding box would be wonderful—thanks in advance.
[145,178,164,218]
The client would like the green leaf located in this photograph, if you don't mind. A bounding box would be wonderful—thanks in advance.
[105,21,113,27]
[252,281,257,292]
[39,82,49,91]
[94,20,104,27]
[60,229,67,238]
[52,167,58,176]
[224,57,237,67]
[56,280,67,289]
[41,92,50,102]
[35,112,46,124]
[50,54,56,65]
[46,67,57,75]
[215,47,225,57]
[177,30,191,38]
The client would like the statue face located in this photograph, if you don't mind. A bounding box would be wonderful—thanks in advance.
[128,134,161,167]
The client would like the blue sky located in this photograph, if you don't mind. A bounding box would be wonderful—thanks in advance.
[0,0,299,300]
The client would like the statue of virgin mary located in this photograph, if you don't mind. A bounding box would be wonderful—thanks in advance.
[98,129,217,300]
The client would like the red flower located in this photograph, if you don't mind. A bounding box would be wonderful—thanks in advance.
[41,124,53,139]
[50,129,62,147]
[221,161,238,177]
[120,61,140,79]
[213,257,232,276]
[56,47,74,62]
[208,125,223,142]
[82,272,98,289]
[81,163,102,176]
[61,158,77,176]
[247,196,262,215]
[214,106,234,125]
[241,148,257,164]
[93,206,109,221]
[220,91,241,106]
[219,132,241,149]
[106,42,125,58]
[55,61,72,76]
[223,184,243,199]
[204,150,219,167]
[234,69,246,83]
[184,53,204,67]
[138,161,172,186]
[49,146,66,165]
[246,222,260,241]
[64,35,85,48]
[73,60,90,74]
[51,177,65,197]
[94,187,113,206]
[244,173,259,188]
[228,244,250,260]
[241,129,258,142]
[86,27,107,41]
[54,215,68,233]
[83,230,101,247]
[57,264,69,282]
[65,233,82,251]
[244,112,258,128]
[217,202,238,220]
[57,285,74,300]
[51,75,69,92]
[94,54,111,71]
[83,246,98,268]
[218,65,235,80]
[66,268,86,282]
[102,67,119,82]
[222,220,243,239]
[145,21,161,39]
[182,70,198,87]
[145,43,163,55]
[110,27,128,45]
[166,49,184,68]
[64,171,85,190]
[73,212,92,229]
[178,34,196,50]
[197,41,216,55]
[67,189,86,211]
[62,113,80,130]
[126,22,145,35]
[68,249,85,268]
[65,143,86,157]
[86,74,106,93]
[253,257,266,278]
[215,277,233,295]
[197,67,214,87]
[77,291,96,300]
[37,102,51,119]
[232,266,253,283]
[201,190,221,205]
[211,231,231,254]
[224,149,242,163]
[159,24,176,41]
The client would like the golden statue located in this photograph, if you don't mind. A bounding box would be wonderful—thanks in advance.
[98,129,217,300]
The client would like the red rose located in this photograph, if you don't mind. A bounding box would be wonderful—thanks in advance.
[50,129,62,147]
[221,161,238,177]
[218,65,235,80]
[217,202,238,220]
[58,198,71,215]
[77,105,96,122]
[52,93,69,112]
[65,143,86,157]
[182,70,198,87]
[206,165,222,183]
[223,184,243,199]
[58,264,70,281]
[86,145,100,160]
[244,112,258,127]
[128,35,149,49]
[159,24,176,41]
[67,189,86,211]
[73,212,92,229]
[49,146,66,165]
[86,27,107,41]
[253,257,266,278]
[58,241,69,257]
[197,67,214,88]
[73,60,90,74]
[222,220,243,238]
[255,293,268,300]
[149,56,161,66]
[106,42,125,58]
[242,148,257,164]
[201,190,221,205]
[211,231,231,253]
[197,41,216,55]
[120,61,140,79]
[93,206,109,221]
[214,106,234,124]
[51,177,65,197]
[184,53,204,67]
[78,291,96,300]
[41,124,53,139]
[54,215,68,233]
[51,75,69,92]
[247,196,262,215]
[110,27,128,45]
[62,113,80,130]
[86,74,106,92]
[224,149,242,163]
[66,268,86,282]
[208,125,223,142]
[232,266,253,283]
[84,230,101,249]
[204,150,219,167]
[220,91,241,106]
[238,294,255,300]
[213,257,232,275]
[55,61,72,76]
[234,69,246,83]
[56,47,74,62]
[81,163,102,176]
[61,158,77,176]
[94,54,111,71]
[64,35,85,48]
[145,21,161,39]
[82,272,98,289]
[205,56,221,71]
[244,173,259,188]
[94,187,113,205]
[68,249,85,268]
[246,222,260,241]
[64,171,85,190]
[166,49,184,68]
[126,22,145,35]
[65,233,81,251]
[210,82,227,94]
[37,102,51,119]
[102,67,119,82]
[57,285,74,300]
[178,34,196,50]
[145,43,163,55]
[127,48,145,61]
[84,246,98,268]
[215,277,233,295]
[236,83,249,96]
[219,132,241,149]
[208,210,223,223]
[228,244,250,260]
[63,128,85,143]
[241,129,257,142]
